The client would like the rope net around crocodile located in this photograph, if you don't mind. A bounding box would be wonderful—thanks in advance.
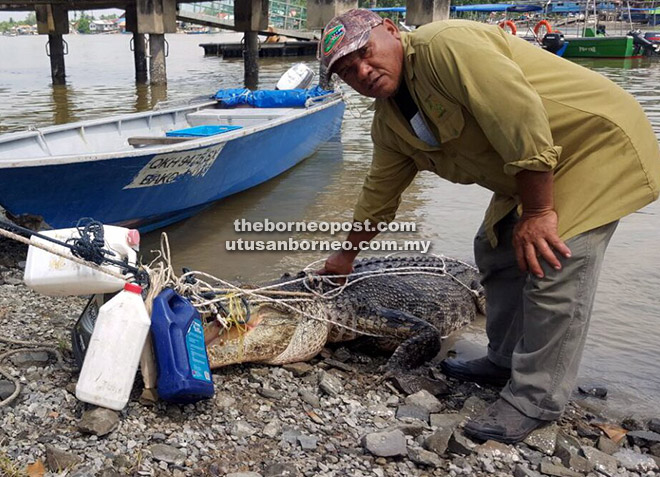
[144,233,481,338]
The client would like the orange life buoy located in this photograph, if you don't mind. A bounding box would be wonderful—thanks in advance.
[498,20,517,35]
[533,20,553,36]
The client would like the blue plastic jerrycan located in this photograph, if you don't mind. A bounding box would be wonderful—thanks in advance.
[151,288,214,403]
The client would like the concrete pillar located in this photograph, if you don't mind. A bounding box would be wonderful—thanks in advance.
[307,0,358,29]
[134,0,177,85]
[36,4,69,85]
[235,0,268,89]
[149,34,167,86]
[243,31,259,90]
[47,34,66,85]
[405,0,451,26]
[133,33,148,84]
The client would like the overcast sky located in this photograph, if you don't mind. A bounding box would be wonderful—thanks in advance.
[0,8,123,22]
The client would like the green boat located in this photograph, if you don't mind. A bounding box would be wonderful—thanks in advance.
[562,27,640,58]
[562,35,639,58]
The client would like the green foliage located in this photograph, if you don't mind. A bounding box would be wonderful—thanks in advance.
[77,16,91,33]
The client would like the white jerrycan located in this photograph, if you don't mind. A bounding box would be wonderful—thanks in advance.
[75,282,150,410]
[23,225,139,296]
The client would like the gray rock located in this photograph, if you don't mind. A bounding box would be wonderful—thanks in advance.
[318,371,343,397]
[263,420,282,439]
[324,358,354,372]
[582,445,619,476]
[46,446,82,471]
[258,387,283,400]
[539,461,584,477]
[10,350,50,368]
[622,416,645,431]
[297,435,318,450]
[650,443,660,457]
[407,447,443,467]
[577,384,608,398]
[524,423,559,455]
[214,392,237,408]
[554,432,593,473]
[405,390,443,413]
[78,407,119,437]
[475,440,519,462]
[575,422,601,439]
[447,431,477,456]
[396,404,430,423]
[281,429,302,445]
[332,347,351,362]
[648,418,660,434]
[299,390,320,407]
[0,380,16,400]
[226,473,263,477]
[460,396,488,419]
[385,422,429,438]
[597,436,620,455]
[231,420,257,438]
[513,464,542,477]
[263,462,299,477]
[362,429,407,457]
[150,444,185,465]
[151,433,167,442]
[613,448,658,472]
[282,362,313,377]
[391,374,450,396]
[518,445,544,466]
[424,414,463,455]
[627,430,660,446]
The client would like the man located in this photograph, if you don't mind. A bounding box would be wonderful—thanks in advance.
[318,9,660,444]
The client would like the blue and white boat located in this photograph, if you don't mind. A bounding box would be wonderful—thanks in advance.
[0,89,344,232]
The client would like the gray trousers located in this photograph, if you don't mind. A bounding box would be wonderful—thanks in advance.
[473,211,618,421]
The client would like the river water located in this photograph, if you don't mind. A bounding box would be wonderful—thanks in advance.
[1,32,659,416]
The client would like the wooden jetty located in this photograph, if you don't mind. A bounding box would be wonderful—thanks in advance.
[0,0,450,88]
[200,40,318,58]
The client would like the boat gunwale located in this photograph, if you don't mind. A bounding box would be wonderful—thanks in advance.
[0,94,344,169]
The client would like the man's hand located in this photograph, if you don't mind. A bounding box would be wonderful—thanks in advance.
[513,209,571,278]
[318,251,355,283]
[317,226,380,283]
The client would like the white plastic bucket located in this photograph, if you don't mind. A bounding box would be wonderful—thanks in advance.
[23,225,139,296]
[75,283,151,410]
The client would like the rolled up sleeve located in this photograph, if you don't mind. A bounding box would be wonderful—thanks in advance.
[426,28,562,176]
[354,138,418,224]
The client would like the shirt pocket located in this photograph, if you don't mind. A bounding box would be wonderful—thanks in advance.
[421,93,465,144]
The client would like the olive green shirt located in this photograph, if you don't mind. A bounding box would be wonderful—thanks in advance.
[353,20,660,246]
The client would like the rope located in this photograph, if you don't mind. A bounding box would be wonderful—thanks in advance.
[0,336,67,408]
[0,221,137,282]
[145,234,480,340]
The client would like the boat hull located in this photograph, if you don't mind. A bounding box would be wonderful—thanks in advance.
[0,100,344,232]
[562,36,640,58]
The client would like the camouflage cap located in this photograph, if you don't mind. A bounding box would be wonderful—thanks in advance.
[318,9,384,75]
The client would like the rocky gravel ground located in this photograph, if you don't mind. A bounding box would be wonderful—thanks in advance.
[1,238,660,477]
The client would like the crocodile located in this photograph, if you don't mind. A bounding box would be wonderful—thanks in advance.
[205,255,486,373]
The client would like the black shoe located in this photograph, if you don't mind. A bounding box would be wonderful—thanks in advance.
[464,398,547,444]
[440,356,511,387]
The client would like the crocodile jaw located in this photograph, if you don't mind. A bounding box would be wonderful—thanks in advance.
[205,305,299,369]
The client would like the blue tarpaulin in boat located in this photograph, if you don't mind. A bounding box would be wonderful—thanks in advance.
[213,86,333,108]
[452,3,543,12]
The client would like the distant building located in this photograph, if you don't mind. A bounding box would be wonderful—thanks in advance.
[89,20,119,33]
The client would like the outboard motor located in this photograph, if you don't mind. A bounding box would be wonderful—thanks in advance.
[629,30,660,56]
[542,33,566,54]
